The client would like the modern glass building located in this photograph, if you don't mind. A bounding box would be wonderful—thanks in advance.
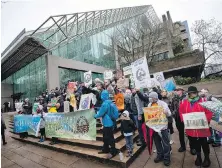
[1,5,159,102]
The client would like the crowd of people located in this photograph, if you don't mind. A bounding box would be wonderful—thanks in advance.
[2,77,222,167]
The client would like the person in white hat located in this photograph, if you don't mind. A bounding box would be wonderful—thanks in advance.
[148,92,172,166]
[120,110,136,157]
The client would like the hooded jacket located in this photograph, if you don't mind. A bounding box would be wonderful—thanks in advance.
[94,90,114,127]
[179,98,213,137]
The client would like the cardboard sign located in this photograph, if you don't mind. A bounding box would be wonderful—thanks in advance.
[104,70,113,80]
[143,106,168,132]
[114,93,124,111]
[183,112,209,129]
[64,101,70,113]
[84,71,92,86]
[123,65,132,76]
[131,57,151,89]
[117,78,129,89]
[79,94,92,111]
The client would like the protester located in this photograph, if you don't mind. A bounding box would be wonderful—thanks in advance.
[131,88,145,147]
[47,94,58,113]
[199,88,222,147]
[120,110,136,157]
[148,92,172,166]
[171,87,196,154]
[23,98,32,115]
[1,114,7,145]
[39,112,46,142]
[94,90,118,159]
[161,90,174,145]
[3,101,9,112]
[124,89,135,123]
[179,86,213,167]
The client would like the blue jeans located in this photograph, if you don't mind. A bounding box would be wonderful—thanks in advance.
[153,129,171,161]
[125,135,133,152]
[134,115,145,143]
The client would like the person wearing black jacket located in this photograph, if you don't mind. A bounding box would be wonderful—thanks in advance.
[1,114,7,145]
[120,111,136,157]
[23,98,32,115]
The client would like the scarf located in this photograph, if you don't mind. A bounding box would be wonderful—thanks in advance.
[188,96,200,104]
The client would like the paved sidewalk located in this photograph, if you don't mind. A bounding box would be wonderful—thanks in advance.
[1,113,222,168]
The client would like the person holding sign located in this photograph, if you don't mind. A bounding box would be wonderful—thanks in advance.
[179,86,213,167]
[147,92,172,167]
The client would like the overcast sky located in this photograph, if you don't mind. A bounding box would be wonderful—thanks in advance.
[1,0,222,52]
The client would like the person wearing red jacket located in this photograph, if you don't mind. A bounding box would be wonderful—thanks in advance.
[179,86,213,168]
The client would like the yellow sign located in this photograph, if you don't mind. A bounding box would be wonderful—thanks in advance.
[114,93,124,111]
[143,106,168,132]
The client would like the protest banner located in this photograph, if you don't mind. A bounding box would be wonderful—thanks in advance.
[162,77,176,91]
[114,93,124,111]
[14,115,41,135]
[150,78,161,88]
[131,57,151,88]
[79,94,92,111]
[143,106,168,132]
[183,112,209,129]
[14,109,96,141]
[64,101,70,113]
[123,65,132,76]
[153,72,165,83]
[84,71,92,86]
[117,78,129,89]
[104,70,113,80]
[45,109,96,140]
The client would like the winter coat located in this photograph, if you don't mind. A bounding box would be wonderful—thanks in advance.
[124,94,132,113]
[130,94,144,117]
[23,102,32,115]
[179,98,213,138]
[94,90,114,127]
[121,119,135,135]
[136,91,149,107]
[171,94,187,118]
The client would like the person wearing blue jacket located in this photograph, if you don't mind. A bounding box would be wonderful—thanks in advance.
[94,90,118,159]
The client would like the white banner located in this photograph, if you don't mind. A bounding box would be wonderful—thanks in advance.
[183,112,209,129]
[150,78,161,88]
[153,72,165,83]
[104,70,113,80]
[84,71,92,86]
[131,57,151,88]
[79,94,92,111]
[64,101,70,113]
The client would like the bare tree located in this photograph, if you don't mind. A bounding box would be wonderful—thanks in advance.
[191,19,222,76]
[111,15,163,67]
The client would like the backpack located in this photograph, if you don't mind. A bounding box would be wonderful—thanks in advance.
[109,102,119,120]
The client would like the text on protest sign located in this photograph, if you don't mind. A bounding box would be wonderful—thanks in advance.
[182,112,209,129]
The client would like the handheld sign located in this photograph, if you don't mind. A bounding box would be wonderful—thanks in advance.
[84,71,92,86]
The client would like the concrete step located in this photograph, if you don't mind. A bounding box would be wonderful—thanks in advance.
[11,134,145,168]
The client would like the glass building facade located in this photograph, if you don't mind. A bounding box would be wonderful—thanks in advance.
[2,56,47,102]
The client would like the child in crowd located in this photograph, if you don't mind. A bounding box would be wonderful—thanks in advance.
[120,110,136,157]
[39,112,46,142]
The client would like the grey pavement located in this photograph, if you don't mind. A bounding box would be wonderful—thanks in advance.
[1,113,222,168]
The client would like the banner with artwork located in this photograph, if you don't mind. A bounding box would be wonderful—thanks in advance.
[162,77,176,91]
[14,114,41,135]
[114,93,125,111]
[153,72,165,83]
[14,109,96,141]
[79,94,92,111]
[104,70,113,80]
[143,106,168,132]
[84,71,92,86]
[183,112,209,129]
[117,78,129,89]
[131,57,151,89]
